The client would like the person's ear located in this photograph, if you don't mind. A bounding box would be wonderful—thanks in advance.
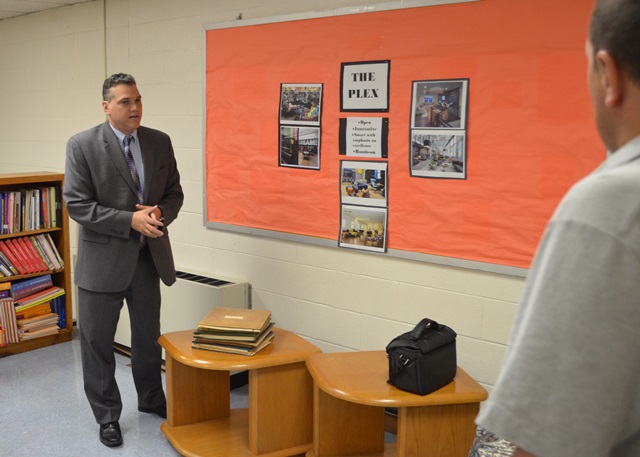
[596,49,623,108]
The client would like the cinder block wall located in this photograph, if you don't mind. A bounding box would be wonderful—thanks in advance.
[0,0,524,390]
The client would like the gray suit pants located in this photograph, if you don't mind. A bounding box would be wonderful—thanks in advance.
[77,246,165,424]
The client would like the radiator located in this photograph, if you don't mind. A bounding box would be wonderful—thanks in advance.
[114,269,250,351]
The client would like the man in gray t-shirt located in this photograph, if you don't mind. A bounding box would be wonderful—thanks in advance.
[474,1,640,456]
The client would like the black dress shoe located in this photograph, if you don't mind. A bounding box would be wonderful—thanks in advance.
[138,402,167,419]
[99,421,123,447]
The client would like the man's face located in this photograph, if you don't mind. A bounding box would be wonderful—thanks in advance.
[102,83,142,135]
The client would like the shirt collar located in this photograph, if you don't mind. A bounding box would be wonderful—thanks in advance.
[108,124,139,147]
[598,135,640,173]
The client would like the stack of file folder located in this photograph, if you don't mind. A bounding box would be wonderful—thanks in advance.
[192,307,274,356]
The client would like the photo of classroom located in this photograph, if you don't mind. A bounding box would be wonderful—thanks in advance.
[341,166,386,201]
[339,205,386,251]
[410,130,466,179]
[279,126,320,169]
[412,80,467,129]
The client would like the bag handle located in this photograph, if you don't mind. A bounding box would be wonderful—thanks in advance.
[409,318,440,339]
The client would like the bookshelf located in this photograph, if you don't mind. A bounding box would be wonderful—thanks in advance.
[0,172,72,357]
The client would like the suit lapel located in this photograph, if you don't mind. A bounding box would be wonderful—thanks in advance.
[101,121,139,198]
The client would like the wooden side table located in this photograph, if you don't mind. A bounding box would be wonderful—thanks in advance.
[159,328,321,457]
[305,351,488,457]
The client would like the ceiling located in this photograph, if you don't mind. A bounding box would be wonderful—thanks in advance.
[0,0,93,21]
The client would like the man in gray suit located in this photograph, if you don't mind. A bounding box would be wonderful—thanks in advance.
[64,73,184,447]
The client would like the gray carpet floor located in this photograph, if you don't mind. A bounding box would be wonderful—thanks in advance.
[0,328,248,456]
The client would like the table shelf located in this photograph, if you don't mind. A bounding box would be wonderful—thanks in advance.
[159,328,321,457]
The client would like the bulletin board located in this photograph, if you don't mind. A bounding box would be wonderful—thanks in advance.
[204,0,602,274]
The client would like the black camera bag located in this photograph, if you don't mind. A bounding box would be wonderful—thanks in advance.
[386,318,457,395]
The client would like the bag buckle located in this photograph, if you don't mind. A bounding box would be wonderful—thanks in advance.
[399,354,411,366]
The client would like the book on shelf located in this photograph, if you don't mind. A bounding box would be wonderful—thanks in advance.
[197,307,272,334]
[28,236,53,270]
[50,295,66,329]
[17,310,60,340]
[14,191,22,233]
[14,301,51,320]
[0,249,17,275]
[17,236,47,272]
[40,187,48,229]
[35,234,62,269]
[14,286,65,313]
[53,186,62,228]
[0,259,10,277]
[19,324,59,340]
[0,186,60,235]
[0,240,27,275]
[0,298,18,344]
[11,274,53,300]
[5,192,14,234]
[18,311,59,329]
[7,237,35,273]
[0,235,62,275]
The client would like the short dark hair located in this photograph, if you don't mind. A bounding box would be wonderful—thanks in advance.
[102,73,137,101]
[589,0,640,84]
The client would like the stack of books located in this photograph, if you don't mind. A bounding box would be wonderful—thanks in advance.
[192,307,274,356]
[17,312,59,340]
[9,275,66,339]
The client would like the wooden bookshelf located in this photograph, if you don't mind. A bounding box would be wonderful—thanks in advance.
[0,172,73,356]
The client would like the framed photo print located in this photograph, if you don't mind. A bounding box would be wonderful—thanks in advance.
[279,83,323,126]
[339,205,387,253]
[279,126,321,169]
[410,130,466,179]
[340,160,388,207]
[410,79,468,129]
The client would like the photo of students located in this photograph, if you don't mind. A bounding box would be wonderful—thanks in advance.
[279,83,323,126]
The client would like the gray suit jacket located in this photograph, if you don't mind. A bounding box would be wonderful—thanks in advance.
[64,121,184,292]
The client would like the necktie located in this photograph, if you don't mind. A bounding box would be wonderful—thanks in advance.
[123,135,143,204]
[123,135,146,248]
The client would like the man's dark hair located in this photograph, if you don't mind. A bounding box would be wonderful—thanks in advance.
[589,0,640,84]
[102,73,137,101]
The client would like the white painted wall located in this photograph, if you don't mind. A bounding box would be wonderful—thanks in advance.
[0,0,524,390]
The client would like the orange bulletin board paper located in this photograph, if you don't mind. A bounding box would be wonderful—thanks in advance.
[205,0,602,270]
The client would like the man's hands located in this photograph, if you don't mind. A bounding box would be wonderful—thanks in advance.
[131,204,165,238]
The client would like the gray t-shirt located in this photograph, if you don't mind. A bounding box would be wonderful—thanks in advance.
[476,136,640,457]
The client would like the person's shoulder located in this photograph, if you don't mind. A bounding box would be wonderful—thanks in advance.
[68,122,106,144]
[572,157,640,201]
[554,158,640,233]
[139,125,170,141]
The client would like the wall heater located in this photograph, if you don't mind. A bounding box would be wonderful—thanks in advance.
[114,269,250,353]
